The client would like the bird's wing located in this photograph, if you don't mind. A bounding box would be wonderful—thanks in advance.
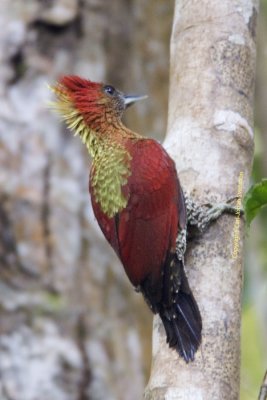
[115,139,183,287]
[90,139,185,289]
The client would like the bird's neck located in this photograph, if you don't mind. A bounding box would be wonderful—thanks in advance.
[52,97,140,217]
[59,101,137,156]
[75,114,141,218]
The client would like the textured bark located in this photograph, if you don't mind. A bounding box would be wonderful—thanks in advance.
[258,370,267,400]
[145,1,258,399]
[0,1,173,399]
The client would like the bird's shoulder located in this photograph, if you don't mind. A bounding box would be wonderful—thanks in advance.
[127,138,177,193]
[120,138,180,220]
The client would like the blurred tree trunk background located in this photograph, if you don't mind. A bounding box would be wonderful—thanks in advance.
[0,1,173,399]
[0,1,267,400]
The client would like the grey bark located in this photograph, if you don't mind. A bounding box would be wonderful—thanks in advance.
[258,370,267,400]
[145,1,258,399]
[0,1,174,399]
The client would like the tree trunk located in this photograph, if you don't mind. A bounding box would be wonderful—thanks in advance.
[145,1,258,399]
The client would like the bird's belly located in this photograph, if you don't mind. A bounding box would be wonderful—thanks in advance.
[118,209,175,287]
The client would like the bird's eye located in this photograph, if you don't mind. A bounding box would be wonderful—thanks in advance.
[104,85,116,96]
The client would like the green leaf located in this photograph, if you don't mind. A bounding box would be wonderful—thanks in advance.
[243,179,267,226]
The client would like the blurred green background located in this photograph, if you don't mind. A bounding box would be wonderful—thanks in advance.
[241,1,267,398]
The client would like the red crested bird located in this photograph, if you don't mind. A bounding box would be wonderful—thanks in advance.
[50,76,202,362]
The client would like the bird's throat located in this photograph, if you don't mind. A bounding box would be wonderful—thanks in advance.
[50,88,132,217]
[91,144,131,217]
[67,111,132,218]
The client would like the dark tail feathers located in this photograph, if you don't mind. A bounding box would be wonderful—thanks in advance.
[160,262,202,363]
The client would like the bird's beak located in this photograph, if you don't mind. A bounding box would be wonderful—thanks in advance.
[123,94,148,108]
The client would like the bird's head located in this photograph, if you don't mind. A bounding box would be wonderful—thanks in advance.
[50,75,147,131]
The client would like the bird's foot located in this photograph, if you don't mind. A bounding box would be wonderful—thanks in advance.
[184,194,243,234]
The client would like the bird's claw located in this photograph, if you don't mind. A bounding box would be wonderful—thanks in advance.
[184,194,244,235]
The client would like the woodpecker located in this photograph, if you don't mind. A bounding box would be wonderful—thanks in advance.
[50,76,202,362]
